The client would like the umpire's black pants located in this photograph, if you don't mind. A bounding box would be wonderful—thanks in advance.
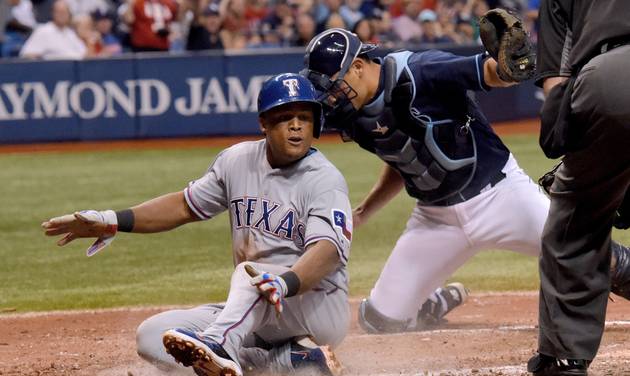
[538,45,630,360]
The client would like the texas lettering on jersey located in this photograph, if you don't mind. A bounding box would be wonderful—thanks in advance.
[230,196,306,247]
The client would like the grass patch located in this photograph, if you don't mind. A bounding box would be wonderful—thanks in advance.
[1,135,627,311]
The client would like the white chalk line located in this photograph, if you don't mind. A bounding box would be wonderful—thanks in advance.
[347,365,527,376]
[0,292,538,319]
[348,320,630,340]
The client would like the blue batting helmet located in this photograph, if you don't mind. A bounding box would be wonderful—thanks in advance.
[257,73,324,138]
[301,28,377,128]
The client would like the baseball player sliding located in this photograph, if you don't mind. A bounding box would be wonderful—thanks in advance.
[301,11,630,334]
[42,73,351,376]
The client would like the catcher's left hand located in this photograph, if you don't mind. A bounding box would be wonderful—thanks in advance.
[245,264,287,314]
[479,8,536,82]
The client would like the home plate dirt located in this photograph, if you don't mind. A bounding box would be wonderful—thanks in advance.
[2,293,629,376]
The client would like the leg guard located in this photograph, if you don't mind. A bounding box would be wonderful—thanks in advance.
[415,282,469,330]
[357,298,410,334]
[611,242,630,300]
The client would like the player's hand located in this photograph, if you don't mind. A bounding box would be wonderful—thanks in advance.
[42,210,118,256]
[245,264,287,314]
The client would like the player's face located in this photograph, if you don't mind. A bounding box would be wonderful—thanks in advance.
[260,102,315,167]
[330,60,370,109]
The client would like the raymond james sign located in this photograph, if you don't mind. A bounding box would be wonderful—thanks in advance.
[0,52,304,143]
[0,48,539,144]
[0,76,268,121]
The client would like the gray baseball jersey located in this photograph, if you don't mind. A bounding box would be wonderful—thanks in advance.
[135,140,353,373]
[184,139,352,293]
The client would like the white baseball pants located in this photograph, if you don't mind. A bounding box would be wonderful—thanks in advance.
[370,154,550,325]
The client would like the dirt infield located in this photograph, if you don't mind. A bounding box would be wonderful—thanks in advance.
[5,118,624,376]
[2,293,629,376]
[0,119,539,155]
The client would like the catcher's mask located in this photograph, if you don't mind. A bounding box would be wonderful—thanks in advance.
[300,28,377,130]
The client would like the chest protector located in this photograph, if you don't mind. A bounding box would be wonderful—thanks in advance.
[343,51,477,204]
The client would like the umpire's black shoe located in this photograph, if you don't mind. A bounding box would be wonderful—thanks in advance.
[527,353,589,375]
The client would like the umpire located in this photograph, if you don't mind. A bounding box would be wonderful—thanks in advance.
[529,1,630,375]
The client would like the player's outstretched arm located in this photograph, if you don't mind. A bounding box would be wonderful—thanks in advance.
[42,191,199,254]
[353,163,405,228]
[128,191,199,233]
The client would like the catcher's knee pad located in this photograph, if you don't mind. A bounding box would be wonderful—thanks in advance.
[358,298,410,334]
[611,242,630,300]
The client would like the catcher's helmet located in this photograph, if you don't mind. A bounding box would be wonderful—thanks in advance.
[257,73,324,138]
[301,28,377,128]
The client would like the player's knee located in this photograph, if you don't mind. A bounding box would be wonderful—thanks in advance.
[233,262,251,280]
[358,298,409,334]
[135,316,164,362]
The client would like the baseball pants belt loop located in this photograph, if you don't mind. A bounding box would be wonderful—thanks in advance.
[432,170,507,207]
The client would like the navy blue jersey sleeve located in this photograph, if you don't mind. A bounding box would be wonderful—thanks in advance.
[408,50,491,93]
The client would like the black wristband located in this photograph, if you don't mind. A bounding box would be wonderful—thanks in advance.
[115,209,135,232]
[280,271,301,298]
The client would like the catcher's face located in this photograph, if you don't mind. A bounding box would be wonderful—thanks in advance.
[330,59,371,110]
[259,102,315,167]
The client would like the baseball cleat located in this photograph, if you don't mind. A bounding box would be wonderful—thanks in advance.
[290,336,343,376]
[163,328,243,376]
[416,282,469,329]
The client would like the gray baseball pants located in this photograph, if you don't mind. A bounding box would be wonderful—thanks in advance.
[538,45,630,360]
[136,262,349,374]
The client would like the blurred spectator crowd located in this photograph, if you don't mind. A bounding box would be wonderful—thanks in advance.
[0,0,540,60]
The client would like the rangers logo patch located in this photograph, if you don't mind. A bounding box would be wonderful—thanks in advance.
[332,209,352,241]
[283,78,300,97]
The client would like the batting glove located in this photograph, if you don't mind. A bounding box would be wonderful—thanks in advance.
[246,264,287,314]
[42,210,118,257]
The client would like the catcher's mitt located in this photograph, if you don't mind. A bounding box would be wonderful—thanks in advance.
[479,8,536,82]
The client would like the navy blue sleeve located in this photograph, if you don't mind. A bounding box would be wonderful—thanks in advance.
[409,50,491,93]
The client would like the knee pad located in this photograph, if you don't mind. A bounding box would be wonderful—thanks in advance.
[358,298,410,334]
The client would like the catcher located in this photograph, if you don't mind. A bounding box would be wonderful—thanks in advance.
[300,9,630,336]
[42,73,350,376]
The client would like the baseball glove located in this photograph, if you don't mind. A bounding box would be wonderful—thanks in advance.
[479,8,536,82]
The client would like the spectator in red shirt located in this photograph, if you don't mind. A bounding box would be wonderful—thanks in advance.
[123,0,178,52]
